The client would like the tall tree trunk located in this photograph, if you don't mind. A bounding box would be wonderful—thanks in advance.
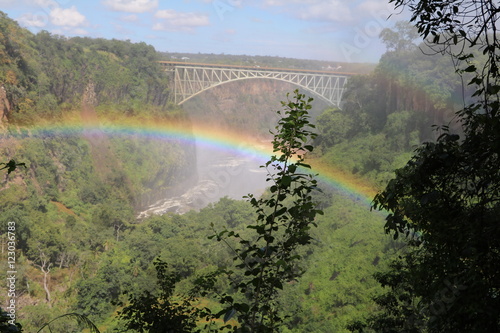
[37,252,52,306]
[41,264,51,304]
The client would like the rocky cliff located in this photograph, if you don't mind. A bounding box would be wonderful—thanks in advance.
[182,79,329,137]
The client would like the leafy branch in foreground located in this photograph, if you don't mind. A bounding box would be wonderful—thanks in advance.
[0,308,22,332]
[196,90,323,332]
[36,313,100,333]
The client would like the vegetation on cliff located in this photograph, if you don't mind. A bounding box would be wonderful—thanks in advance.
[0,7,488,332]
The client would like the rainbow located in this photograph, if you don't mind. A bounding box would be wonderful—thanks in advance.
[11,116,378,208]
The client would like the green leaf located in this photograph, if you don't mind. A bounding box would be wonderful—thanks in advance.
[274,206,287,217]
[304,145,314,152]
[280,175,292,186]
[234,303,250,313]
[297,162,311,169]
[464,64,476,72]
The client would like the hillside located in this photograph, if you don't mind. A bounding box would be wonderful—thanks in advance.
[0,14,200,330]
[0,11,470,333]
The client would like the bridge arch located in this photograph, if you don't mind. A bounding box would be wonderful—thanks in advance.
[178,76,341,107]
[160,62,352,108]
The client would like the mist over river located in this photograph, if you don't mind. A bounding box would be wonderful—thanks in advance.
[138,136,269,218]
[136,81,326,218]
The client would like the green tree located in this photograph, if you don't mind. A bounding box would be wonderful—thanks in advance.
[76,258,126,321]
[350,1,500,332]
[118,259,200,333]
[379,21,419,52]
[315,108,354,149]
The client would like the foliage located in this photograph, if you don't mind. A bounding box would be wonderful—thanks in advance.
[314,21,479,191]
[317,110,420,188]
[276,193,395,333]
[0,9,482,332]
[118,259,200,333]
[0,308,22,332]
[379,21,419,52]
[0,11,173,124]
[350,1,500,332]
[315,108,353,148]
[36,313,100,333]
[0,125,191,330]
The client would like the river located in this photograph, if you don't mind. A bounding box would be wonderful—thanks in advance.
[137,138,270,218]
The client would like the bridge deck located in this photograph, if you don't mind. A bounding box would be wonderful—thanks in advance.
[158,61,357,76]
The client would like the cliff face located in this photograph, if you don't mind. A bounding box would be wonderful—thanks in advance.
[182,79,329,136]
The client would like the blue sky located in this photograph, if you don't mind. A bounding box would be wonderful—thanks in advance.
[0,0,406,63]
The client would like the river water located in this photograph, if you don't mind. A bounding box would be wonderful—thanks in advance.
[137,139,270,218]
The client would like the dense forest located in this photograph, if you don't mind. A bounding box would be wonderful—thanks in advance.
[0,4,494,332]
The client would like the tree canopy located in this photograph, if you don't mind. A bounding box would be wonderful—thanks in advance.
[350,1,500,332]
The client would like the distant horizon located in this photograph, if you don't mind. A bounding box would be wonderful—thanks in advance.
[158,50,379,65]
[0,0,409,63]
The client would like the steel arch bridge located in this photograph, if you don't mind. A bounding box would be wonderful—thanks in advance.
[159,61,353,107]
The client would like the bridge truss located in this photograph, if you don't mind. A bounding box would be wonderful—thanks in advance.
[159,62,351,107]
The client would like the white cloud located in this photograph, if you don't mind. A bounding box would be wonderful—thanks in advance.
[17,12,48,28]
[50,6,87,27]
[154,9,210,32]
[103,0,158,13]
